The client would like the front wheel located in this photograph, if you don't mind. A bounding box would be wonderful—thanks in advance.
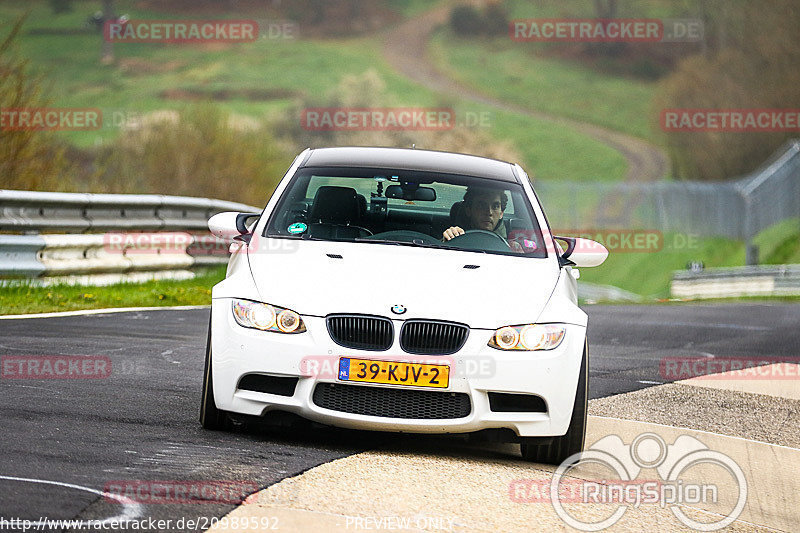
[200,317,229,430]
[520,342,588,465]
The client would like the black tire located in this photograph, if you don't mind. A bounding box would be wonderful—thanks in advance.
[200,317,229,430]
[520,342,588,465]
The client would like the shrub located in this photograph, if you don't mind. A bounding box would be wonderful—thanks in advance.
[0,17,80,191]
[482,2,510,36]
[449,5,485,37]
[449,3,509,37]
[272,69,522,164]
[48,0,73,14]
[656,0,800,180]
[96,105,290,203]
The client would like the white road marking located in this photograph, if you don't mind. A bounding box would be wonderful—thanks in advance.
[0,305,210,320]
[0,474,143,526]
[634,320,772,331]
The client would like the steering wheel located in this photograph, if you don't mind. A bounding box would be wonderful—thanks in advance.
[446,229,516,253]
[463,229,510,246]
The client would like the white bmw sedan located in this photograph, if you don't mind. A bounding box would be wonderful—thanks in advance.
[201,147,607,464]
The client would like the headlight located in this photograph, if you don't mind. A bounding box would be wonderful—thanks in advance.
[231,299,306,333]
[488,324,565,351]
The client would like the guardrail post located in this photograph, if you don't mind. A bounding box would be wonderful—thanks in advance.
[742,193,758,265]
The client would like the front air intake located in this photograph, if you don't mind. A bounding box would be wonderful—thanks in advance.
[487,392,547,413]
[399,319,469,355]
[326,314,394,351]
[312,383,471,419]
[237,374,298,397]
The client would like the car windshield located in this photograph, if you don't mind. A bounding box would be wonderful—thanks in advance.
[265,167,547,258]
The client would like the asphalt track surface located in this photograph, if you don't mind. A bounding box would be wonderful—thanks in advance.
[0,304,798,532]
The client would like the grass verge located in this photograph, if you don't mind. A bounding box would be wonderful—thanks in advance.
[580,222,800,299]
[0,266,225,315]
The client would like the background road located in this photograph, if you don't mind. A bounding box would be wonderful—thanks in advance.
[382,5,669,184]
[0,304,797,531]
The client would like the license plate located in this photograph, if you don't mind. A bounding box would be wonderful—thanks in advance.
[338,358,449,388]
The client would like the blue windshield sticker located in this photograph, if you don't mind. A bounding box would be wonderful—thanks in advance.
[287,222,307,235]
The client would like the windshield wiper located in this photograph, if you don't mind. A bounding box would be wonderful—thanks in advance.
[354,238,450,250]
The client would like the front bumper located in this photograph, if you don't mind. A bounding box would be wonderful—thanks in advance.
[209,299,586,438]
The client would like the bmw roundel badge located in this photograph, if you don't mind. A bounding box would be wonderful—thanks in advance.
[391,304,406,315]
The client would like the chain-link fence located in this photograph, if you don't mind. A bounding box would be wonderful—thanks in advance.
[534,140,800,264]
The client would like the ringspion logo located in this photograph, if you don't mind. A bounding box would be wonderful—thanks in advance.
[542,432,747,531]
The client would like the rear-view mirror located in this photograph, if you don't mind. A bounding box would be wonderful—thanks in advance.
[384,185,436,201]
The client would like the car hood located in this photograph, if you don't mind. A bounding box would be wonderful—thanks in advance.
[246,237,560,330]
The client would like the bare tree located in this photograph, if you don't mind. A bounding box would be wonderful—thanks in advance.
[100,0,114,64]
[593,0,617,19]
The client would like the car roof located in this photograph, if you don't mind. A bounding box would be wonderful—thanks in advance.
[301,147,519,183]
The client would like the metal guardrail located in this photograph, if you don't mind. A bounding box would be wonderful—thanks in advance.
[671,265,800,299]
[0,189,258,233]
[0,190,260,283]
[0,235,46,277]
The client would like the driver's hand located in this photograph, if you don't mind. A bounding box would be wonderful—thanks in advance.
[509,240,524,253]
[443,226,465,241]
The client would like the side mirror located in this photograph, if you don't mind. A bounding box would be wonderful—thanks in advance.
[555,236,608,268]
[208,212,260,241]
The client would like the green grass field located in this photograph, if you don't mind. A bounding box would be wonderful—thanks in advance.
[0,0,627,182]
[430,0,707,143]
[429,30,658,141]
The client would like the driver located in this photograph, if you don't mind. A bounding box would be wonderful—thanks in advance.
[443,187,508,241]
[443,187,524,252]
